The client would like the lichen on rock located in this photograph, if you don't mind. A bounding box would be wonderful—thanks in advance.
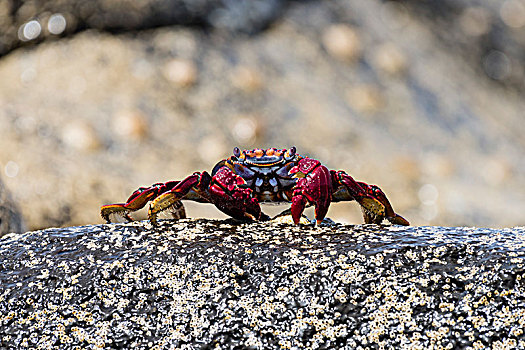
[1,219,525,348]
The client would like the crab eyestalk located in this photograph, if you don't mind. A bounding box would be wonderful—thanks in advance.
[233,147,241,158]
[284,146,296,160]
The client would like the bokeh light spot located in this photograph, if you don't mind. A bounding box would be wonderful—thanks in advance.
[5,161,19,178]
[20,68,37,84]
[420,203,438,221]
[418,184,439,205]
[322,24,362,62]
[19,20,42,41]
[500,0,525,28]
[163,59,197,87]
[48,13,67,35]
[460,7,491,36]
[483,50,511,80]
[232,117,257,145]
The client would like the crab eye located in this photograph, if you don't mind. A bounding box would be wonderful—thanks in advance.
[233,147,241,158]
[285,146,296,160]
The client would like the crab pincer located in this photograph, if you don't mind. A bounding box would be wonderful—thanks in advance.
[209,167,262,221]
[331,171,387,221]
[289,158,333,225]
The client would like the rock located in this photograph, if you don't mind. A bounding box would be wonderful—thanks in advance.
[0,0,291,57]
[0,177,24,236]
[1,219,525,348]
[400,0,525,90]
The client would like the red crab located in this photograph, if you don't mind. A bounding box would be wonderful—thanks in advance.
[101,147,409,226]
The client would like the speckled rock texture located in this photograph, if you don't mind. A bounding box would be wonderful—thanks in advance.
[1,219,525,349]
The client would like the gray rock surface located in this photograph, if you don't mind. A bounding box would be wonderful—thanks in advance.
[1,219,525,349]
[1,0,289,56]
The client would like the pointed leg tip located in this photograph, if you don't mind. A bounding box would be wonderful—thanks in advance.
[260,213,271,221]
[291,196,307,225]
[101,204,132,224]
[244,213,257,221]
[390,214,410,226]
[148,213,159,226]
[100,209,109,223]
[148,193,178,223]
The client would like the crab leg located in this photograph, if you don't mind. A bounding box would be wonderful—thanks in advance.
[331,170,386,220]
[148,172,211,225]
[148,167,263,225]
[331,170,409,225]
[101,181,180,223]
[357,182,409,225]
[289,158,333,225]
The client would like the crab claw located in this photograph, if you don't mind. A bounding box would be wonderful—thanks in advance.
[209,167,262,221]
[148,192,187,226]
[290,194,308,225]
[289,158,332,225]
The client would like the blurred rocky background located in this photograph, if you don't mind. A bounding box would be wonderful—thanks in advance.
[0,0,524,231]
[0,176,24,234]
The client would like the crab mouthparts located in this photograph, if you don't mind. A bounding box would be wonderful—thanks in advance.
[291,171,306,179]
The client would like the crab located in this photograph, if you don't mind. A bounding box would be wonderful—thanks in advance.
[101,147,409,226]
